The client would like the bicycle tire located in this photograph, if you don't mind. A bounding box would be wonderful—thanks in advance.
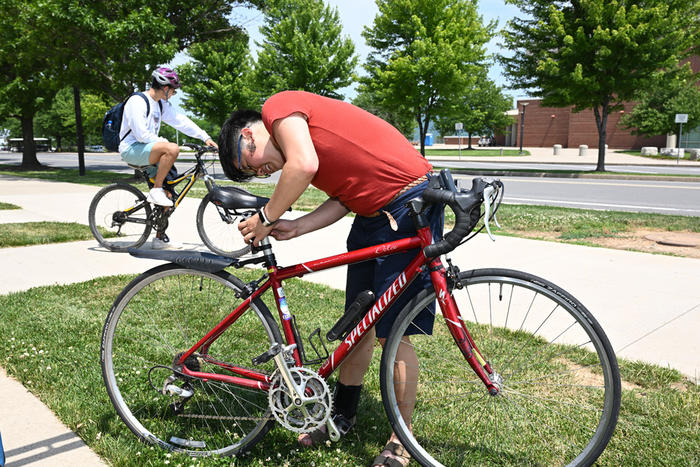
[101,264,282,456]
[196,193,252,257]
[88,183,152,252]
[380,268,621,467]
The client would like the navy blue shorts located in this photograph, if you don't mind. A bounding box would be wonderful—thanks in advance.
[345,179,444,339]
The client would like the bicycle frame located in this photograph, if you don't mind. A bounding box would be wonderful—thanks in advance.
[146,162,205,209]
[175,222,499,394]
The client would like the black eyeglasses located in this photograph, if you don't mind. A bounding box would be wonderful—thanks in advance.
[237,133,270,178]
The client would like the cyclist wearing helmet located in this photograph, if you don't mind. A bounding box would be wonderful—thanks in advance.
[119,66,217,249]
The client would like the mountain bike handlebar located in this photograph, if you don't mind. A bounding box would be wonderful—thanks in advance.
[422,170,503,258]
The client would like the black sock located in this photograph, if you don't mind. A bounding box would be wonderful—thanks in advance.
[333,382,362,420]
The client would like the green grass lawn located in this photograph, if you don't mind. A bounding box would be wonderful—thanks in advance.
[0,201,20,210]
[0,273,696,466]
[1,166,698,255]
[0,164,138,186]
[485,203,700,238]
[425,148,527,157]
[0,222,99,247]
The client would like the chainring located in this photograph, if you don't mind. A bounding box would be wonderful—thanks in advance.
[267,367,332,434]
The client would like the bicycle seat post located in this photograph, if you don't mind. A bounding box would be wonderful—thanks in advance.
[258,237,278,268]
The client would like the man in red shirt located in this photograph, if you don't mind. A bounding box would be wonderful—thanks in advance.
[218,91,442,466]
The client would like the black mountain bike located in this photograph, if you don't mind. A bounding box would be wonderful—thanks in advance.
[88,143,260,257]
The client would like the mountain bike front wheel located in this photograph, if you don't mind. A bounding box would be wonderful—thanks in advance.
[196,193,252,257]
[101,264,282,457]
[88,183,152,251]
[380,268,621,467]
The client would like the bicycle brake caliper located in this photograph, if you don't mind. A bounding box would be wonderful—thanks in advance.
[445,256,461,290]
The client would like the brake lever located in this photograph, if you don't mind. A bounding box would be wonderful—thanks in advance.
[482,185,497,241]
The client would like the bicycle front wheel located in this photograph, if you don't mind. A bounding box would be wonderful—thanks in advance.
[196,194,251,257]
[88,183,152,251]
[380,268,621,466]
[101,264,282,456]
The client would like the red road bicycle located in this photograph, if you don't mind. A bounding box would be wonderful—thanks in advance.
[100,170,621,466]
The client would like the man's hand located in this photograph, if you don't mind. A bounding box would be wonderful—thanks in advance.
[205,138,218,149]
[269,219,299,241]
[238,212,274,246]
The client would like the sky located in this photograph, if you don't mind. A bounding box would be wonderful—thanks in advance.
[171,0,524,112]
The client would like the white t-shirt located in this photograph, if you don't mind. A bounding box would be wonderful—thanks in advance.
[118,92,210,153]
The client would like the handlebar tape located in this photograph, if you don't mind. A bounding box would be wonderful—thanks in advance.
[422,182,483,258]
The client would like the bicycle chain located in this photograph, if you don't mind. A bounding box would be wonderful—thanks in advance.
[178,413,273,422]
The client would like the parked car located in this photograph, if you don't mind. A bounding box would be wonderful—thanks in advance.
[86,145,105,152]
[478,136,493,147]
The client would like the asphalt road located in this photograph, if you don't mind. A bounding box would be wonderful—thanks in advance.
[3,151,700,216]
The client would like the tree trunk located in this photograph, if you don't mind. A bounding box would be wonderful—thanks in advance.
[468,131,473,149]
[417,113,426,157]
[73,86,86,176]
[592,103,609,172]
[20,115,41,169]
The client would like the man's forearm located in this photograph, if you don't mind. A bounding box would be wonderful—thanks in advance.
[295,198,350,236]
[265,162,316,222]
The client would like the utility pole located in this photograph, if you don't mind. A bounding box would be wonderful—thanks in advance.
[519,102,529,155]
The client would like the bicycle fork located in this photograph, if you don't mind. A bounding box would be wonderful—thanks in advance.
[431,260,500,396]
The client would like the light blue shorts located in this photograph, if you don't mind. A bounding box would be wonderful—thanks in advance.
[121,142,158,176]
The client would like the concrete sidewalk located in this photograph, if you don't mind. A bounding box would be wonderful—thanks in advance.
[0,174,699,465]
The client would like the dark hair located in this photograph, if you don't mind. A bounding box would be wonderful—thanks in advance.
[151,78,165,90]
[218,109,263,182]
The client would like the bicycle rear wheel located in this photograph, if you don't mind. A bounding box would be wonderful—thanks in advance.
[196,193,251,257]
[101,264,282,456]
[380,268,621,466]
[88,183,152,251]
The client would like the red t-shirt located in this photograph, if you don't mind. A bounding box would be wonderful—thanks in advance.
[262,91,431,216]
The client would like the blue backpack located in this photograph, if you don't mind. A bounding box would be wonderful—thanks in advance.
[102,92,162,152]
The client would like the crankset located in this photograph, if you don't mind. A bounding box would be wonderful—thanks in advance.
[268,367,332,435]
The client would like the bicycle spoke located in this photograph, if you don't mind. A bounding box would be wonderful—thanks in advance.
[382,270,620,466]
[103,266,280,456]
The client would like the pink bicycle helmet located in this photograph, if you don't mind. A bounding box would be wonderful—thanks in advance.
[152,66,181,88]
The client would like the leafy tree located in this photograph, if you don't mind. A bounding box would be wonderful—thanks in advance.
[435,74,514,148]
[360,0,492,156]
[621,64,700,138]
[33,88,75,152]
[0,0,60,167]
[160,116,220,146]
[45,0,263,100]
[34,88,110,150]
[252,0,357,101]
[352,88,416,139]
[177,33,257,126]
[502,0,700,171]
[0,0,261,168]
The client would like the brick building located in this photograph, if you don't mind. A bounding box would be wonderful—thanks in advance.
[496,100,666,149]
[496,56,700,149]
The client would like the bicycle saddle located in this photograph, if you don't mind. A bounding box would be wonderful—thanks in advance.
[209,186,269,210]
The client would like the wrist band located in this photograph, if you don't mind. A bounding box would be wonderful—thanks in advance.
[258,205,278,227]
